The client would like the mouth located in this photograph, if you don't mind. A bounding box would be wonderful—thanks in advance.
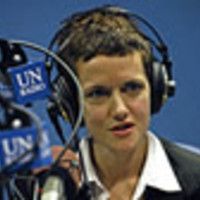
[110,123,135,137]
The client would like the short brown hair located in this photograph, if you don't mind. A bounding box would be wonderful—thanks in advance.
[55,5,152,75]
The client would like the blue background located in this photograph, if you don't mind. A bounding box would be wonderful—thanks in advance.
[1,0,200,148]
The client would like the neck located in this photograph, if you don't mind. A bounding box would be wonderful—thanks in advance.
[91,135,148,189]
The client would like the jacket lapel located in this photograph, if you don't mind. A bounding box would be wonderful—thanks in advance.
[144,186,184,200]
[160,138,200,197]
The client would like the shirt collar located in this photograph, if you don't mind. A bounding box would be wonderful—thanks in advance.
[134,131,182,199]
[79,138,108,198]
[79,132,182,199]
[79,138,105,188]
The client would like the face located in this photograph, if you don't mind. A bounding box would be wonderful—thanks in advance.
[76,52,151,154]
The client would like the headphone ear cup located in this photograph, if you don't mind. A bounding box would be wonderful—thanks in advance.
[150,61,168,114]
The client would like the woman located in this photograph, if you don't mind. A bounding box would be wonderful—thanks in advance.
[47,5,200,200]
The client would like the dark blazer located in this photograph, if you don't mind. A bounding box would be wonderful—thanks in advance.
[143,138,200,200]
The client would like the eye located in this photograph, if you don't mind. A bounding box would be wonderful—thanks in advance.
[121,81,144,93]
[85,86,110,101]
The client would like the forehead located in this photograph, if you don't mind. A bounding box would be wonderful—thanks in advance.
[76,52,147,87]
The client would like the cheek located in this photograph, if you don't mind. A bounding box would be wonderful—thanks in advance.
[130,93,151,124]
[83,104,107,130]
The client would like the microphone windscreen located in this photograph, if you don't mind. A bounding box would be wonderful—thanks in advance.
[41,175,65,200]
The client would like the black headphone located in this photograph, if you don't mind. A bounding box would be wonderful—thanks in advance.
[47,5,176,129]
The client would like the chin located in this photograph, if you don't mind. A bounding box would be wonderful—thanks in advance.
[108,140,139,154]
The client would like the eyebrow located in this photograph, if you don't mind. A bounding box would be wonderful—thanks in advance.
[123,79,144,85]
[84,84,111,92]
[84,78,144,89]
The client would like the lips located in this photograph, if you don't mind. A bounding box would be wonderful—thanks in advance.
[109,122,135,137]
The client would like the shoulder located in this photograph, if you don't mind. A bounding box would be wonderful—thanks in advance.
[160,138,200,197]
[160,138,200,166]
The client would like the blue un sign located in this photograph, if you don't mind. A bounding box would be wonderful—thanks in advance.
[8,61,51,104]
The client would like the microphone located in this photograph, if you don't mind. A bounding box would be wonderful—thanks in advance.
[0,94,53,175]
[0,38,51,105]
[40,166,77,200]
[0,38,27,101]
[41,175,65,200]
[0,38,73,146]
[40,147,95,200]
[0,93,53,200]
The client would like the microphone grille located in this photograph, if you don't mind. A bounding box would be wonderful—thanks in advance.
[41,176,65,200]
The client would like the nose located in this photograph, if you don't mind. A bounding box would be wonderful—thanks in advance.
[110,91,129,121]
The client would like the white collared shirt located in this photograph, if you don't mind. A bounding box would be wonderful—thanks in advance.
[79,131,182,200]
